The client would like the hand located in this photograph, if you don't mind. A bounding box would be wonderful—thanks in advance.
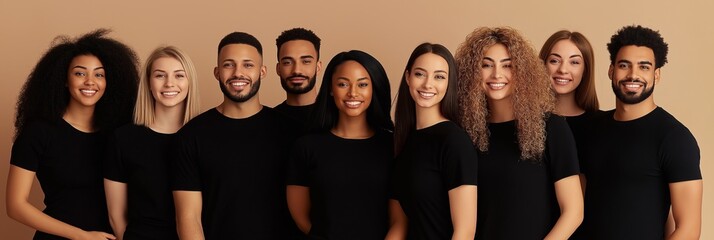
[75,231,116,240]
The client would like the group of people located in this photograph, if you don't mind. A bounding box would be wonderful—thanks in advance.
[5,25,701,240]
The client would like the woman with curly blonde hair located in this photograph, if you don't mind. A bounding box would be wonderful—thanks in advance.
[456,27,583,239]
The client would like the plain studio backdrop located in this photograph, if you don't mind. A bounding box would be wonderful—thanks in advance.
[1,0,712,238]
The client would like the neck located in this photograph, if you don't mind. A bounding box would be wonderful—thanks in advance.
[63,103,95,132]
[149,103,185,134]
[217,95,262,119]
[415,105,448,130]
[614,97,657,121]
[555,93,585,116]
[487,98,515,123]
[331,114,373,139]
[286,90,316,106]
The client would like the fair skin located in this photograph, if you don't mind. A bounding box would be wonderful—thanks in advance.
[276,39,322,106]
[104,57,189,239]
[286,61,407,239]
[546,39,586,116]
[480,44,583,239]
[609,45,702,239]
[6,55,116,240]
[407,53,477,239]
[173,43,266,240]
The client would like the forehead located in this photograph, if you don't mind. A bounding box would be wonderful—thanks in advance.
[552,40,582,55]
[484,43,509,58]
[413,53,448,71]
[218,44,262,62]
[278,40,317,56]
[71,54,103,66]
[616,45,655,62]
[334,60,369,79]
[152,57,183,69]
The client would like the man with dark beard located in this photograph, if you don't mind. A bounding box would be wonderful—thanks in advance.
[171,32,300,239]
[577,25,702,239]
[273,28,322,124]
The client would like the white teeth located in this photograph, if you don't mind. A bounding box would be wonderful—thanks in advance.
[488,83,506,89]
[232,82,247,86]
[162,91,179,96]
[80,90,97,95]
[419,91,435,98]
[554,78,570,84]
[345,101,361,107]
[625,84,640,88]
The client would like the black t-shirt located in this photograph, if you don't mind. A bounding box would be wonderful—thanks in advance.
[579,107,701,240]
[392,121,478,240]
[11,120,112,240]
[565,111,603,164]
[274,101,314,126]
[171,107,300,239]
[104,124,178,240]
[287,130,393,239]
[476,114,579,240]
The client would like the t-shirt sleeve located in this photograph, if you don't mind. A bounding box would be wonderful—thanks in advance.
[103,132,127,183]
[286,138,310,186]
[662,125,702,183]
[546,115,580,182]
[171,130,202,191]
[10,121,50,172]
[442,127,479,190]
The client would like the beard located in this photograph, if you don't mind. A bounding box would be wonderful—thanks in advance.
[219,77,261,103]
[611,78,655,104]
[280,73,316,94]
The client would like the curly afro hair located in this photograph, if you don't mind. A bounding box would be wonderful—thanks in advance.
[607,25,668,68]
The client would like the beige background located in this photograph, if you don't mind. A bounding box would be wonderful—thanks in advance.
[1,0,712,238]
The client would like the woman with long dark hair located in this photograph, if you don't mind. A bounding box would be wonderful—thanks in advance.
[392,43,478,240]
[6,29,139,240]
[286,50,406,239]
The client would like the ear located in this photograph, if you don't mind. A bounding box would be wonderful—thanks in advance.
[316,60,323,74]
[214,66,220,81]
[275,62,280,77]
[654,68,661,84]
[260,65,267,80]
[608,65,614,80]
[404,70,411,86]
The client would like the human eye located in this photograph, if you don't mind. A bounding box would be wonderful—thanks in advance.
[302,59,312,64]
[95,72,105,78]
[244,63,254,68]
[336,81,348,88]
[358,82,370,88]
[281,60,292,66]
[222,62,235,69]
[503,63,513,69]
[548,58,561,65]
[74,71,86,77]
[618,63,629,69]
[570,60,581,65]
[154,73,165,79]
[639,65,651,71]
[435,74,447,80]
[176,73,186,79]
[413,71,425,78]
[480,62,493,68]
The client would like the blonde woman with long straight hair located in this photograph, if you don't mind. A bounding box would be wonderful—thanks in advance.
[104,46,201,240]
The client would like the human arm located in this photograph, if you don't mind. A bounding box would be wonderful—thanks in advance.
[6,166,116,240]
[286,185,311,234]
[448,185,477,240]
[384,199,407,240]
[173,190,204,240]
[544,175,583,240]
[104,179,127,240]
[666,180,702,240]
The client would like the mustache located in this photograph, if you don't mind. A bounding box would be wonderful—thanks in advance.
[227,76,251,82]
[287,74,310,80]
[617,78,646,84]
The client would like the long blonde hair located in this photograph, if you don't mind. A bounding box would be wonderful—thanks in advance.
[134,46,200,126]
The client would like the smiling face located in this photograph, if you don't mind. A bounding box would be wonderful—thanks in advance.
[150,57,189,109]
[331,60,373,120]
[66,55,106,109]
[277,40,321,94]
[479,43,514,103]
[407,53,449,111]
[214,43,266,103]
[609,45,659,105]
[546,39,585,96]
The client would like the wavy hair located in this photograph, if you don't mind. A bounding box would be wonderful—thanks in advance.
[456,27,555,161]
[15,29,139,138]
[134,46,201,126]
[539,30,599,112]
[394,43,459,156]
[310,50,393,133]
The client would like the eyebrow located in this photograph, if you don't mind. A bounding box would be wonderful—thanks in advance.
[414,67,447,74]
[549,53,582,59]
[483,57,511,62]
[72,66,104,70]
[337,77,369,81]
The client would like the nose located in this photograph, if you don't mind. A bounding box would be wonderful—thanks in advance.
[557,61,568,74]
[165,75,176,87]
[291,64,302,76]
[347,84,357,98]
[83,74,96,86]
[493,66,502,79]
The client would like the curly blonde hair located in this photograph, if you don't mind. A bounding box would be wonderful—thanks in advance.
[456,27,555,161]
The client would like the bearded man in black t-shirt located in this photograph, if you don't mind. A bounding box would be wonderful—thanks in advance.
[273,28,322,125]
[171,32,300,239]
[578,25,702,239]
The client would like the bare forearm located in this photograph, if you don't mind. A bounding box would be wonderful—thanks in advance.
[543,209,582,240]
[8,201,87,239]
[107,214,127,240]
[176,217,204,240]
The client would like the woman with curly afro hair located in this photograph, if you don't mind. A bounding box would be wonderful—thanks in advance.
[7,29,139,240]
[456,27,582,239]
